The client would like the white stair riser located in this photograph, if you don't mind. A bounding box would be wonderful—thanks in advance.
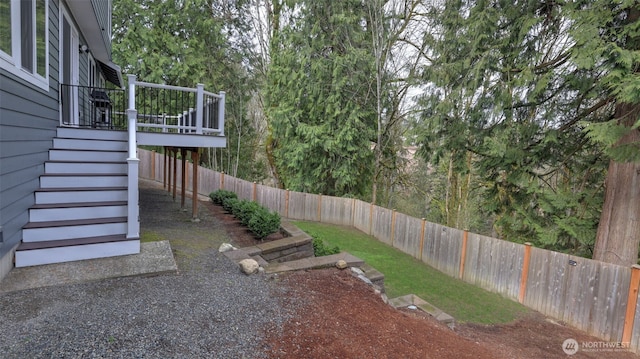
[23,222,127,242]
[56,128,128,141]
[53,138,127,151]
[40,175,128,188]
[15,240,140,267]
[29,205,128,222]
[35,190,127,204]
[45,162,127,174]
[49,150,127,162]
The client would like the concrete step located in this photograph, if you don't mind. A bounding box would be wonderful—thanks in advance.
[22,217,127,242]
[15,235,139,267]
[29,201,127,222]
[44,161,127,174]
[48,149,127,162]
[35,187,127,204]
[56,127,128,141]
[53,138,127,151]
[39,174,128,188]
[388,294,456,329]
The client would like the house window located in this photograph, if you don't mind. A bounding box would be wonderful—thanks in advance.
[0,0,49,90]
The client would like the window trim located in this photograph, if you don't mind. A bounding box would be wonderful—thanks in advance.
[0,0,49,91]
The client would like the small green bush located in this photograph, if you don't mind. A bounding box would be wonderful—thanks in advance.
[310,231,340,256]
[233,200,262,226]
[248,207,281,239]
[222,197,239,213]
[209,190,237,205]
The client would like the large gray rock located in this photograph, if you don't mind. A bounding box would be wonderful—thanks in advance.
[238,259,259,275]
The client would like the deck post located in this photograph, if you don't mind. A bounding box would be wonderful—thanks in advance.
[218,91,226,136]
[126,74,140,239]
[196,84,204,134]
[181,148,187,209]
[192,149,200,220]
[172,148,178,200]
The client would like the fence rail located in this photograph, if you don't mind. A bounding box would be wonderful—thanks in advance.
[138,149,640,354]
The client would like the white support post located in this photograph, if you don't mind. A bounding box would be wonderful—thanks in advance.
[218,91,225,136]
[195,83,204,134]
[126,74,140,240]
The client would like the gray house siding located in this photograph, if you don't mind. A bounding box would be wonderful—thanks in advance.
[0,0,61,262]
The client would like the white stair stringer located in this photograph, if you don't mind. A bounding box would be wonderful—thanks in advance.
[15,127,140,268]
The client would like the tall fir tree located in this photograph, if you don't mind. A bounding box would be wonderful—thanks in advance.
[265,1,377,196]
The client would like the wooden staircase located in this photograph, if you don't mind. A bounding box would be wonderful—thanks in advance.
[15,127,140,267]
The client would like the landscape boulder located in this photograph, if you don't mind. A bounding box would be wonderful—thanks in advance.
[238,259,259,275]
[218,243,236,253]
[335,260,348,269]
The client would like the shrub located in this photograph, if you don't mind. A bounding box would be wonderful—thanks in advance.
[310,231,340,257]
[248,207,281,239]
[209,190,237,205]
[222,197,239,213]
[233,200,262,226]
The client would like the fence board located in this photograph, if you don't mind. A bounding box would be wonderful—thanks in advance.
[321,196,353,226]
[393,214,422,258]
[234,179,252,201]
[371,206,392,245]
[463,234,522,300]
[200,167,219,195]
[304,193,320,222]
[287,191,306,220]
[352,200,370,234]
[421,222,460,276]
[257,185,284,214]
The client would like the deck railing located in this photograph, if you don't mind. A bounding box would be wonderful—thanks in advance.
[129,77,226,136]
[59,79,226,136]
[59,84,126,129]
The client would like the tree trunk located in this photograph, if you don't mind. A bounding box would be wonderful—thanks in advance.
[593,103,640,266]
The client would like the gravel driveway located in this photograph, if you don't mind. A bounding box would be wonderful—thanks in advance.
[0,180,291,358]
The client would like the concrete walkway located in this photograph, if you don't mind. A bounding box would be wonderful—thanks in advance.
[0,240,177,293]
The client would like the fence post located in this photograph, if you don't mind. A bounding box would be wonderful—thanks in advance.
[390,209,397,247]
[253,181,257,202]
[459,230,469,280]
[622,265,640,346]
[220,171,225,190]
[518,242,533,304]
[419,218,426,260]
[285,189,290,218]
[317,194,322,222]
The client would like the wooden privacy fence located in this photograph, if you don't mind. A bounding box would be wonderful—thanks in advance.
[138,149,640,353]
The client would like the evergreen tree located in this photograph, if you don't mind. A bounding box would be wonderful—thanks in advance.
[265,1,377,196]
[416,0,609,255]
[570,2,640,265]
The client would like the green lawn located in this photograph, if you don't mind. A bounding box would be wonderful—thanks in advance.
[295,221,530,324]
